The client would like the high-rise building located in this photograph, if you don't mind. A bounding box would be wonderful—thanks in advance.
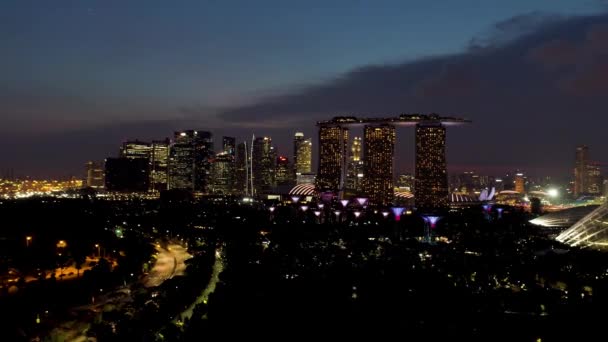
[575,145,589,197]
[210,152,235,194]
[275,156,292,187]
[294,133,312,175]
[316,126,349,193]
[105,158,149,192]
[586,162,602,195]
[415,123,448,209]
[150,139,169,192]
[363,125,395,206]
[120,140,152,160]
[235,142,251,196]
[252,136,275,195]
[223,136,236,157]
[168,130,214,192]
[346,137,364,193]
[85,161,105,189]
[514,172,525,193]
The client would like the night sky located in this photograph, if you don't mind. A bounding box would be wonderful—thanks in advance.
[2,1,607,179]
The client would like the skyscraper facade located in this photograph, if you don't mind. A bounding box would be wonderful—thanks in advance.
[415,123,448,209]
[346,136,364,193]
[150,139,169,192]
[575,145,589,197]
[168,130,214,192]
[120,140,152,160]
[294,132,312,175]
[85,161,105,189]
[235,142,251,196]
[514,172,525,194]
[363,125,395,206]
[222,136,236,157]
[317,126,349,193]
[587,162,602,195]
[252,136,275,195]
[275,156,292,187]
[209,152,235,194]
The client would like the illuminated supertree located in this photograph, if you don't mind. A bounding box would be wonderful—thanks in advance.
[422,215,441,243]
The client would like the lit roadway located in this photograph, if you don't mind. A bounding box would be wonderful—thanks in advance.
[144,243,192,288]
[175,247,224,323]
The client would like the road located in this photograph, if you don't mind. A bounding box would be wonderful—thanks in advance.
[143,243,192,288]
[176,248,224,322]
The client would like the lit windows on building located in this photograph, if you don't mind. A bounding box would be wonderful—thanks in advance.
[363,125,395,206]
[316,126,349,192]
[415,123,448,209]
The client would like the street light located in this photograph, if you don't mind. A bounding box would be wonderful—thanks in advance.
[95,244,100,257]
[26,236,32,247]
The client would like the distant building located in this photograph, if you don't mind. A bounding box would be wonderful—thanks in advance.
[363,125,395,206]
[150,139,169,192]
[296,173,316,185]
[210,152,235,194]
[415,123,448,209]
[574,145,589,197]
[235,141,251,195]
[168,130,214,192]
[105,157,149,192]
[294,132,312,176]
[252,136,275,195]
[346,137,364,193]
[586,162,602,195]
[85,161,105,189]
[514,172,525,193]
[222,136,236,157]
[275,156,292,187]
[317,126,349,193]
[120,140,152,160]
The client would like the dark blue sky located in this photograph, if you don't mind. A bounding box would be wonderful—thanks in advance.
[1,1,607,178]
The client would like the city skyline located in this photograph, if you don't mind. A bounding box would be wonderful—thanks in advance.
[3,2,608,178]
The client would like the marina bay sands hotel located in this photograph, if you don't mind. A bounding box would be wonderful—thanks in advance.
[316,114,470,209]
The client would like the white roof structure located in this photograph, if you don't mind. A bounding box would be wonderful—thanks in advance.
[556,204,608,248]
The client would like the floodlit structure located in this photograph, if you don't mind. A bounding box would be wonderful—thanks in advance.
[556,204,608,248]
[530,205,599,228]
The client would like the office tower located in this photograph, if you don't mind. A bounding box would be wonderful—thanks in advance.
[223,136,236,157]
[415,123,448,209]
[85,161,105,189]
[296,173,316,185]
[168,130,214,192]
[105,158,149,192]
[294,132,312,175]
[275,156,292,187]
[150,139,169,192]
[514,172,525,193]
[346,137,364,193]
[316,126,349,193]
[586,162,602,195]
[252,136,275,195]
[396,173,414,192]
[363,125,396,206]
[120,140,152,160]
[575,145,589,197]
[210,152,235,194]
[235,142,250,195]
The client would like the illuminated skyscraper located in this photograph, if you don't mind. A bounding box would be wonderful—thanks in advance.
[514,172,525,193]
[275,156,292,187]
[346,137,364,193]
[235,142,251,195]
[587,162,602,195]
[575,145,589,197]
[415,123,448,209]
[317,126,349,193]
[294,132,312,175]
[150,139,169,192]
[223,136,236,157]
[363,125,395,206]
[210,152,235,194]
[120,140,152,160]
[396,173,414,192]
[85,161,105,189]
[252,136,275,195]
[168,130,214,192]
